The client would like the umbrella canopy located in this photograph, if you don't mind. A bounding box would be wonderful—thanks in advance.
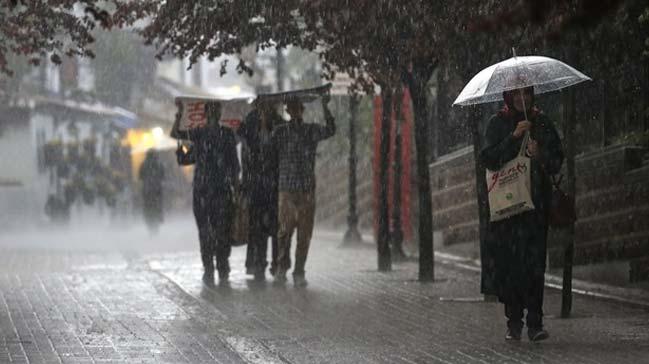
[453,55,591,106]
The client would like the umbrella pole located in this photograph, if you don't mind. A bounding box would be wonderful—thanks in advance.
[511,48,531,123]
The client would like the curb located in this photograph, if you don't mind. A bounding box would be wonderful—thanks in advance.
[435,251,649,311]
[316,229,649,311]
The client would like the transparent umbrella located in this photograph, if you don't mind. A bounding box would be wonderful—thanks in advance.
[453,52,591,107]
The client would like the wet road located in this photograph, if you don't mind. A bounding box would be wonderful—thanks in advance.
[1,218,648,363]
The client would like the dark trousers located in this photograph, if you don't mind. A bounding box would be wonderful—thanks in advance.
[504,272,545,330]
[245,199,277,273]
[193,188,233,274]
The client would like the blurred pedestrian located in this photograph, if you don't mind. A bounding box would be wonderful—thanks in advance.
[480,85,564,341]
[139,149,165,234]
[272,93,336,286]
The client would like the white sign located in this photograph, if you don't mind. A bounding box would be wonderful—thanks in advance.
[174,96,253,131]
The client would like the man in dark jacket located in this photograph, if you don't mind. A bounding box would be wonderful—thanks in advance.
[238,100,282,281]
[187,101,240,286]
[272,94,335,287]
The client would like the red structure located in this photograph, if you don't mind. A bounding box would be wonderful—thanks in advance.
[372,89,413,242]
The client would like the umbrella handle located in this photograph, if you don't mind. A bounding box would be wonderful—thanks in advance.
[518,131,530,157]
[512,47,531,123]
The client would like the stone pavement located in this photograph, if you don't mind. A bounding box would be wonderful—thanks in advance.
[1,222,649,363]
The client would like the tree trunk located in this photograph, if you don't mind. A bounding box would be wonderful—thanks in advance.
[342,95,363,246]
[378,86,393,271]
[560,36,580,318]
[561,87,576,318]
[405,63,435,282]
[276,48,284,92]
[469,106,496,297]
[391,87,406,261]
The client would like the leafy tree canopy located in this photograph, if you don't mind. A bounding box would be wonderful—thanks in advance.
[1,0,642,86]
[0,0,156,75]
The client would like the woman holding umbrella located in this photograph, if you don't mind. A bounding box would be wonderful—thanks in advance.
[454,52,589,342]
[480,81,564,341]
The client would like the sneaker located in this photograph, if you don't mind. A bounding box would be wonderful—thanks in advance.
[505,328,522,341]
[528,328,549,342]
[293,275,308,288]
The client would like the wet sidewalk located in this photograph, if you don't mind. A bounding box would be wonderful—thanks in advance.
[1,226,649,363]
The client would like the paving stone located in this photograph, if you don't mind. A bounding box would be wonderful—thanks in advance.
[1,227,649,363]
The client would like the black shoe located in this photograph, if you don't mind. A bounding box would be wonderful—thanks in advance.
[528,328,549,342]
[218,270,229,282]
[505,328,522,341]
[293,274,308,288]
[202,271,214,286]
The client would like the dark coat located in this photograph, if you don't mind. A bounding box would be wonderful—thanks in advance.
[188,125,240,194]
[479,109,564,303]
[238,109,282,206]
[188,125,240,250]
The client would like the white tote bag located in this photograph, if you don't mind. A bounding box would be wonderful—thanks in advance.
[486,133,535,222]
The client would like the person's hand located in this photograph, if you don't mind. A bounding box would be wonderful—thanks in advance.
[176,143,187,157]
[512,120,532,139]
[527,139,539,158]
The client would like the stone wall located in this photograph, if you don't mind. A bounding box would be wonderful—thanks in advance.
[426,143,649,282]
[313,129,649,283]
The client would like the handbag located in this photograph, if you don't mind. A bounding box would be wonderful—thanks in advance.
[486,132,535,222]
[230,190,249,246]
[175,142,195,166]
[548,174,577,228]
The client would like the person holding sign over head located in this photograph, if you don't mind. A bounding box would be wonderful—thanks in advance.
[271,88,335,287]
[173,100,240,286]
[480,81,563,342]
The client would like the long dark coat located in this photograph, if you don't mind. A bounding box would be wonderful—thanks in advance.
[188,126,240,242]
[190,126,239,193]
[238,109,282,271]
[479,109,564,304]
[238,109,281,207]
[188,125,240,271]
